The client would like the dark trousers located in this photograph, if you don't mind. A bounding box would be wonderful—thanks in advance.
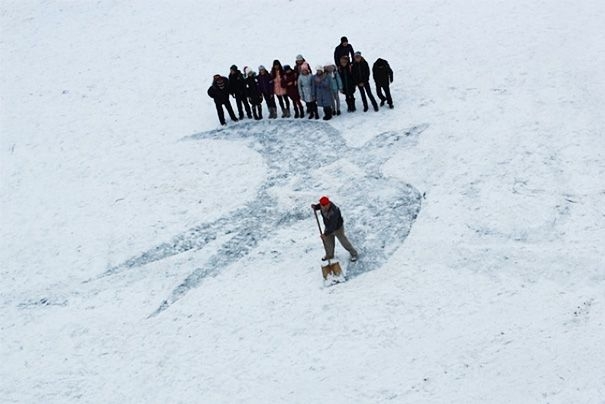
[276,95,290,110]
[263,94,276,109]
[344,92,356,111]
[234,94,251,118]
[376,82,392,106]
[358,82,378,110]
[287,96,304,117]
[305,101,318,118]
[215,100,237,125]
[251,103,262,120]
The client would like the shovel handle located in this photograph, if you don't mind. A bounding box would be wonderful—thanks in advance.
[313,208,323,236]
[313,208,331,265]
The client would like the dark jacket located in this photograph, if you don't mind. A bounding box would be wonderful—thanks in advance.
[244,75,263,105]
[257,72,274,96]
[228,70,247,96]
[313,203,344,235]
[372,58,393,85]
[207,76,230,103]
[351,57,371,85]
[334,43,355,66]
[281,69,301,101]
[338,61,356,95]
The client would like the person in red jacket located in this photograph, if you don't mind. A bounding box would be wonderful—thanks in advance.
[281,65,305,119]
[352,51,379,112]
[311,196,358,262]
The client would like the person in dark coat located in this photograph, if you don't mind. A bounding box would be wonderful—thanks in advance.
[244,68,263,120]
[271,60,290,117]
[311,196,358,262]
[372,58,394,108]
[208,74,238,126]
[228,65,252,119]
[338,55,356,112]
[351,51,379,112]
[334,36,355,66]
[257,65,277,119]
[281,65,305,119]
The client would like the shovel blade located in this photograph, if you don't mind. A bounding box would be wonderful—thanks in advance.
[321,262,343,280]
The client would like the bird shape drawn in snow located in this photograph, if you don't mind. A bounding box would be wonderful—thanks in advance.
[94,120,429,316]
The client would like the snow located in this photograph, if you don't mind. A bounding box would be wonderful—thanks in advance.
[2,0,604,402]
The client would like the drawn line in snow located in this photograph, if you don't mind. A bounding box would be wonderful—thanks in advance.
[89,120,428,316]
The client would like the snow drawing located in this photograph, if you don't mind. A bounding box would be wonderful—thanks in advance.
[94,120,429,316]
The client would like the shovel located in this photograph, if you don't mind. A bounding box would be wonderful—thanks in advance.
[313,208,343,280]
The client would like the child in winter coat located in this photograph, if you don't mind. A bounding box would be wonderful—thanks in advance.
[281,65,304,119]
[271,60,290,118]
[325,64,342,116]
[372,58,394,108]
[294,54,312,76]
[244,67,263,120]
[297,66,318,119]
[338,55,357,112]
[257,65,277,119]
[313,66,334,120]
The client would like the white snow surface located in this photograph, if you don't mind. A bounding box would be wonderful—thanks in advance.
[2,0,605,402]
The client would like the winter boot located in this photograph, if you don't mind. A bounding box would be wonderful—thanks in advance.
[322,107,332,120]
[294,106,300,118]
[270,107,277,119]
[284,107,291,118]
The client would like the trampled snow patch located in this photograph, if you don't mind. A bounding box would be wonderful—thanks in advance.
[89,120,428,315]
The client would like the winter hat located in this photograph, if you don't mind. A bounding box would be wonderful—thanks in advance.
[341,36,348,44]
[244,66,255,76]
[296,54,304,61]
[319,196,330,206]
[258,65,266,72]
[354,51,362,57]
[230,64,238,71]
[283,64,292,71]
[315,65,324,72]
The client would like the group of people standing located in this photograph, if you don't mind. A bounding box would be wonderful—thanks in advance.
[207,36,394,126]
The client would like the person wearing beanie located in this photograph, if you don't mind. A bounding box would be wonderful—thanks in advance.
[294,54,312,76]
[271,60,291,118]
[313,66,334,120]
[244,68,263,120]
[280,64,305,119]
[334,35,355,66]
[352,51,379,112]
[257,65,278,119]
[311,196,358,262]
[372,57,394,108]
[297,65,318,119]
[208,74,238,126]
[228,65,252,119]
[325,64,343,116]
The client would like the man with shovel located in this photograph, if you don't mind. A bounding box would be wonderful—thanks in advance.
[312,196,358,262]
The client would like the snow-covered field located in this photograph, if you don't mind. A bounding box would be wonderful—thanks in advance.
[2,0,604,402]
